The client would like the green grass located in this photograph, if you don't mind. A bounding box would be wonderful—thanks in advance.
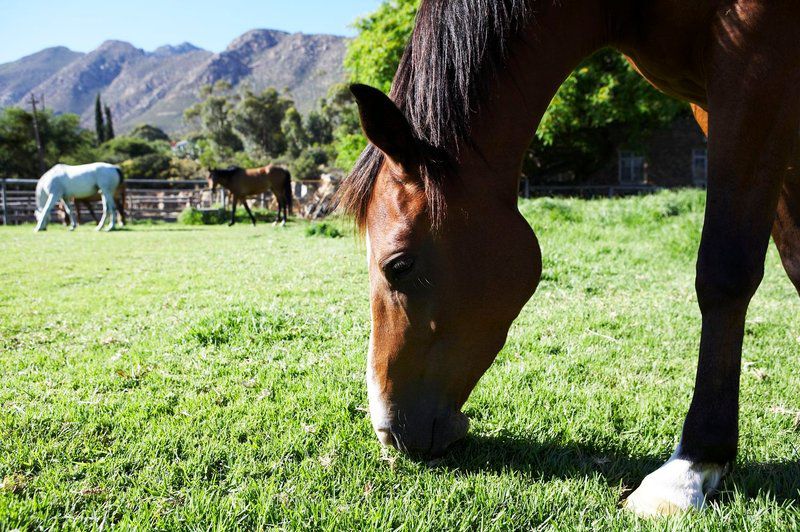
[1,190,799,530]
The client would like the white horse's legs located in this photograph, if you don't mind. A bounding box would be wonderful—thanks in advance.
[97,189,117,231]
[34,193,59,232]
[61,200,77,231]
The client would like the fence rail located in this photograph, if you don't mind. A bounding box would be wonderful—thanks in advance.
[2,178,670,225]
[0,178,327,225]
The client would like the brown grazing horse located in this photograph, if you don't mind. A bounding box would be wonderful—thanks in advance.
[339,0,800,517]
[208,165,292,226]
[62,184,127,227]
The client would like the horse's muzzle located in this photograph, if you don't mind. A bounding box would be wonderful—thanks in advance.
[375,411,469,457]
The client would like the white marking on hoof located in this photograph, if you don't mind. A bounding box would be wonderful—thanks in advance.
[624,451,727,517]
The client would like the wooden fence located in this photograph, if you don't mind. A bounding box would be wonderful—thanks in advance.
[1,177,668,225]
[1,178,215,225]
[0,178,296,225]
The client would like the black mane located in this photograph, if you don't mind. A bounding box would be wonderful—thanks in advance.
[340,0,533,229]
[210,166,243,179]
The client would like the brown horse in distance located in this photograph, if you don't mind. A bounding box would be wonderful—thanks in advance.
[61,183,127,227]
[339,0,800,517]
[208,165,292,226]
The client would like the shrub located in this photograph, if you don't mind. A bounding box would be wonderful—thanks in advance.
[178,207,206,225]
[305,222,342,238]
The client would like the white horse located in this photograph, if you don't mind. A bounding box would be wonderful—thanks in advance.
[35,163,123,232]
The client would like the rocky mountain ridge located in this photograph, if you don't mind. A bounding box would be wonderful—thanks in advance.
[0,29,348,133]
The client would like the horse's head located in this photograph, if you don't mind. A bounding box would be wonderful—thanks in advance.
[207,169,218,190]
[342,85,542,456]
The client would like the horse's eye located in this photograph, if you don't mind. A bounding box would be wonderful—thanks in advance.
[386,256,415,281]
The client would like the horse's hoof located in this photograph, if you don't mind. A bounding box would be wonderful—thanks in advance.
[623,455,726,517]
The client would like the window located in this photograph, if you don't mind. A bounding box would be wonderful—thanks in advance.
[618,151,645,184]
[692,148,708,186]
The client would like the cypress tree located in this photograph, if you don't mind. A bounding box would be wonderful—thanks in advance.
[104,105,115,140]
[95,94,106,143]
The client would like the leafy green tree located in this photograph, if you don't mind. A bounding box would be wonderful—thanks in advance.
[184,81,243,153]
[345,0,419,93]
[129,124,170,142]
[104,105,115,141]
[304,110,332,146]
[95,93,106,144]
[342,0,686,180]
[0,108,94,178]
[282,106,307,158]
[530,50,686,181]
[232,88,293,158]
[98,136,168,163]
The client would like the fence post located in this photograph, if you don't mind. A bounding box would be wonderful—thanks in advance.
[1,178,7,226]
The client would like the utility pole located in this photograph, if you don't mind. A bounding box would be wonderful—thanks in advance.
[29,93,46,176]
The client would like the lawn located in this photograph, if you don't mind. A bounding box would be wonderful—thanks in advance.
[1,190,799,530]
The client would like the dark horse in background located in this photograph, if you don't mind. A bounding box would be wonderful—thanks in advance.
[208,165,292,226]
[339,0,800,517]
[61,184,127,227]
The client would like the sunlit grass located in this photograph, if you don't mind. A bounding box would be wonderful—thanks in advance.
[1,189,799,529]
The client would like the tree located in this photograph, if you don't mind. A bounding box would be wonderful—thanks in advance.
[342,0,687,181]
[104,105,115,141]
[129,124,170,142]
[184,81,243,154]
[282,106,307,158]
[345,0,420,93]
[530,50,686,181]
[95,93,106,144]
[232,88,293,158]
[0,108,94,178]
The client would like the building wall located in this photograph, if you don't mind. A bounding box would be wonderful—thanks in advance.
[644,116,707,187]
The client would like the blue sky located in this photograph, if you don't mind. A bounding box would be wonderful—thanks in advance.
[0,0,384,63]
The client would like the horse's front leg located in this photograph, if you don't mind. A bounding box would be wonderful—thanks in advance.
[229,196,238,226]
[34,192,59,232]
[626,47,799,516]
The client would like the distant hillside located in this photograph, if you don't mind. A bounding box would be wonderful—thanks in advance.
[0,47,84,107]
[0,30,348,134]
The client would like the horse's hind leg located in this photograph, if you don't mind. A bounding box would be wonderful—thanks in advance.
[771,165,800,294]
[242,198,257,226]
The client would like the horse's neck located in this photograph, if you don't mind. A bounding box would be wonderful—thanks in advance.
[462,1,611,200]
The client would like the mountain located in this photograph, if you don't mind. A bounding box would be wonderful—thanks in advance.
[0,30,348,133]
[0,47,84,107]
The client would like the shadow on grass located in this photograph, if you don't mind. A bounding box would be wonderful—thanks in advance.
[426,432,800,504]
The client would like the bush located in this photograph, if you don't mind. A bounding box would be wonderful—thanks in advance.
[99,137,168,163]
[178,206,280,225]
[178,207,206,225]
[291,150,322,180]
[121,153,172,180]
[305,222,342,238]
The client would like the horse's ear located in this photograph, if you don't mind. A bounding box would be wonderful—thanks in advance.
[351,84,416,166]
